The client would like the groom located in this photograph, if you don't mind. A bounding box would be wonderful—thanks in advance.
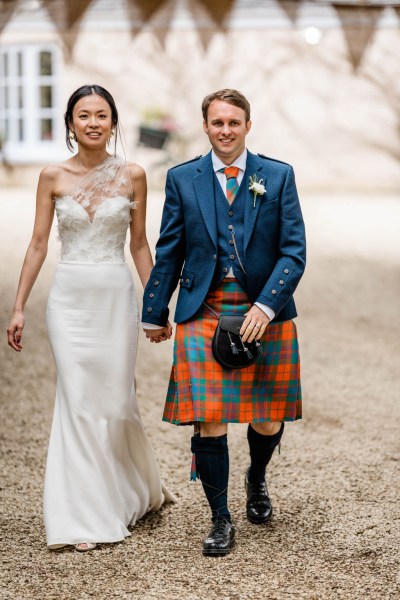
[142,89,306,555]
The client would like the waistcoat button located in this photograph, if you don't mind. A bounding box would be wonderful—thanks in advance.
[149,293,154,298]
[147,307,153,312]
[228,211,233,217]
[154,280,159,286]
[228,225,233,230]
[230,255,235,260]
[223,267,228,273]
[284,269,289,274]
[229,240,234,245]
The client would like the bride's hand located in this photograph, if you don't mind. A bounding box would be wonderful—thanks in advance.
[144,322,173,343]
[7,311,25,352]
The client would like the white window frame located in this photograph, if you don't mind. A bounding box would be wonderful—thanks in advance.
[0,44,65,163]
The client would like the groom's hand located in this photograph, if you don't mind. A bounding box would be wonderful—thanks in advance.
[240,305,270,343]
[144,322,173,343]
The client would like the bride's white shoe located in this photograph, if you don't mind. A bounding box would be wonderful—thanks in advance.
[75,542,97,552]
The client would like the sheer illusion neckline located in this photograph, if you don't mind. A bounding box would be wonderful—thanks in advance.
[54,154,117,200]
[53,155,133,223]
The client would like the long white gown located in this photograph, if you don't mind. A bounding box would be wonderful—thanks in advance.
[44,156,174,549]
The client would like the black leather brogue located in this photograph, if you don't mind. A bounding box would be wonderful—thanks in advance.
[202,517,235,556]
[245,467,273,524]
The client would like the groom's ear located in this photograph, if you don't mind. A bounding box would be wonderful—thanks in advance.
[203,119,209,134]
[245,120,252,134]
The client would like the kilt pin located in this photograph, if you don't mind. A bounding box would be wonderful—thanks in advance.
[142,147,306,554]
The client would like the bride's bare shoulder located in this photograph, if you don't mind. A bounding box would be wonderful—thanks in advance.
[127,162,146,183]
[39,159,76,183]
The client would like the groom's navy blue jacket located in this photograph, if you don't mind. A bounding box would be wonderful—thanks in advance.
[142,150,306,326]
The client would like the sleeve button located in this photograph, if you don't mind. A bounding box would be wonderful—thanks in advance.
[279,279,284,285]
[147,307,153,313]
[271,289,277,295]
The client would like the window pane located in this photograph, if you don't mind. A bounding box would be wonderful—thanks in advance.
[17,52,23,77]
[3,54,8,77]
[40,85,52,108]
[4,87,9,110]
[40,51,52,76]
[40,118,53,140]
[18,118,24,141]
[18,85,24,109]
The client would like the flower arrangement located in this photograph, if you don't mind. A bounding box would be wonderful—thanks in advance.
[141,107,178,132]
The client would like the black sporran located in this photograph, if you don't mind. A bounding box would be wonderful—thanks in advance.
[204,304,264,370]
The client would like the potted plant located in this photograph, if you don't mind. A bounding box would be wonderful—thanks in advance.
[139,107,178,150]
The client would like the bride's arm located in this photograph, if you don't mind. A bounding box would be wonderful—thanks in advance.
[128,164,172,341]
[7,167,56,351]
[128,164,155,289]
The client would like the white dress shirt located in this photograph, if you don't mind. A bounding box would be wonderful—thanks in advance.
[142,149,275,329]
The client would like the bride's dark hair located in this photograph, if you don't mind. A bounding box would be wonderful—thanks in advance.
[64,84,119,152]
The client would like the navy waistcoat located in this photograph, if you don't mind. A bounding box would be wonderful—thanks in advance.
[211,172,247,291]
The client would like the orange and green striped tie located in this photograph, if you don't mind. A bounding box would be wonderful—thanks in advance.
[219,166,239,204]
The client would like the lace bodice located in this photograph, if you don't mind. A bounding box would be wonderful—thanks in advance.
[54,156,136,263]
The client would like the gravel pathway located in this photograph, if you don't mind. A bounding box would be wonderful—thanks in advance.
[1,191,399,599]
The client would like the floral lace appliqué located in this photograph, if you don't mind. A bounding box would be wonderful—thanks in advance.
[54,157,137,263]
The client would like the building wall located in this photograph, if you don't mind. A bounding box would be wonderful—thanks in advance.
[0,0,399,191]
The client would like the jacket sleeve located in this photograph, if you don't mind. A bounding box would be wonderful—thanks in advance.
[141,170,186,326]
[255,166,306,315]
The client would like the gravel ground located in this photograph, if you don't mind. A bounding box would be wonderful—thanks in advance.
[0,190,399,600]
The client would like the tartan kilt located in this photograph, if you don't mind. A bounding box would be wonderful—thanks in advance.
[163,279,302,425]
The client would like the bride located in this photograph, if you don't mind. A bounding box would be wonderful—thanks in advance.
[7,84,175,551]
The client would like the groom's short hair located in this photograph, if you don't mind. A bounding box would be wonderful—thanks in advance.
[202,89,251,123]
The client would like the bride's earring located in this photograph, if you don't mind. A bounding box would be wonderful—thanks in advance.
[108,129,115,144]
[69,130,77,142]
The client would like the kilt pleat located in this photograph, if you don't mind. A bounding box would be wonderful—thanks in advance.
[163,279,302,425]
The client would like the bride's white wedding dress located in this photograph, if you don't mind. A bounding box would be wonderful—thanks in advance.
[44,156,174,549]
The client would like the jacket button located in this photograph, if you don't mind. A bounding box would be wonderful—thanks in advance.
[147,307,153,312]
[223,267,228,273]
[154,280,159,286]
[271,289,277,295]
[185,278,189,283]
[230,255,235,260]
[284,269,289,274]
[229,240,234,245]
[213,255,217,260]
[228,225,233,230]
[279,280,284,285]
[149,293,154,298]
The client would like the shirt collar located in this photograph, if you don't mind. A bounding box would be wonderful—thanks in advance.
[211,148,248,173]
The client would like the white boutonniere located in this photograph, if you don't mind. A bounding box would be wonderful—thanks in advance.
[249,174,266,208]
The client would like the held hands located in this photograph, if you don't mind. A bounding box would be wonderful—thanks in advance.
[240,305,270,343]
[7,311,25,352]
[144,321,173,344]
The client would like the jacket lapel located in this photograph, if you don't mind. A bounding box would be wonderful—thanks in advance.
[244,151,267,251]
[193,152,217,249]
